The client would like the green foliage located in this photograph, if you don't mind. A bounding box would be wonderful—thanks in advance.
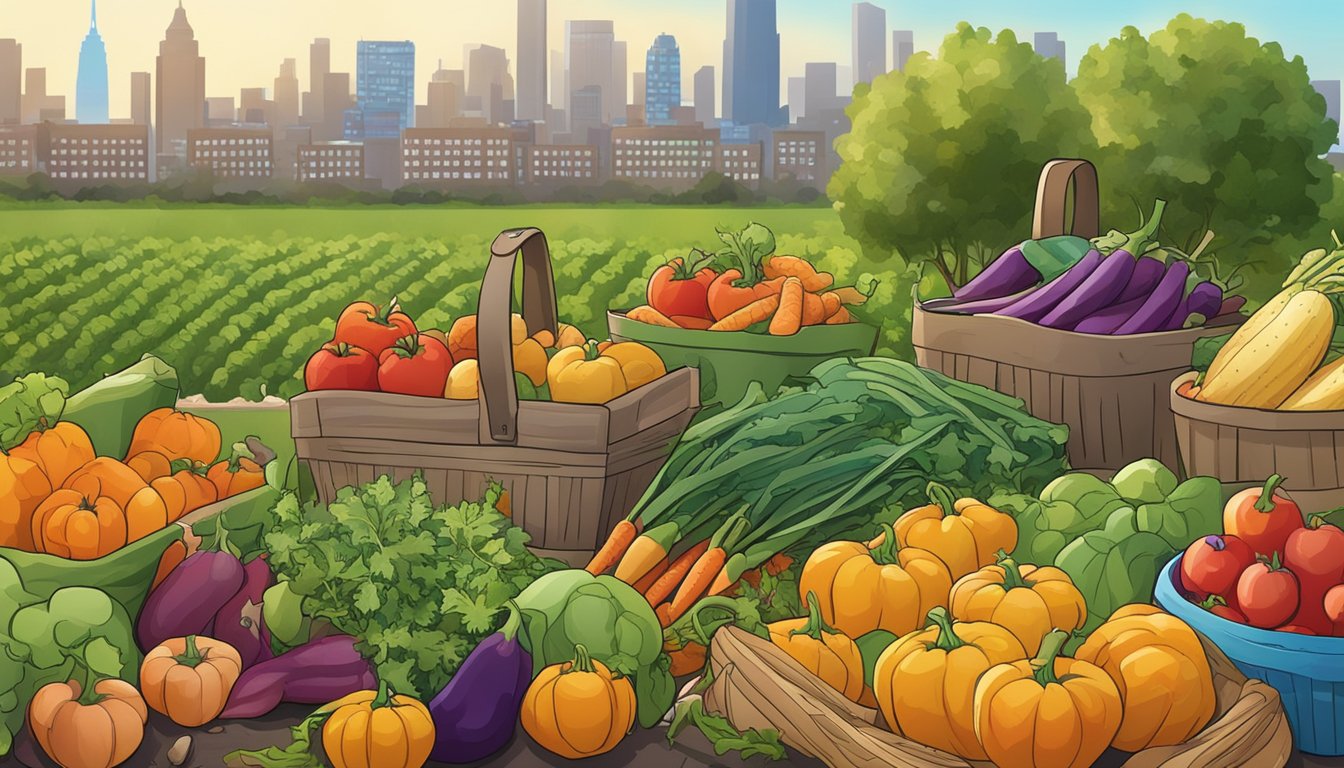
[0,372,67,450]
[263,475,559,699]
[1074,15,1337,279]
[829,22,1097,291]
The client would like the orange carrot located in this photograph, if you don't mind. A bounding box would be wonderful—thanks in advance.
[667,641,708,676]
[615,533,669,584]
[768,277,804,335]
[801,292,827,326]
[669,315,713,330]
[833,286,871,306]
[644,539,711,606]
[632,557,669,593]
[586,520,638,575]
[152,540,188,591]
[764,255,833,292]
[708,293,781,331]
[666,545,729,624]
[825,307,853,325]
[820,291,842,319]
[655,603,674,628]
[627,305,679,328]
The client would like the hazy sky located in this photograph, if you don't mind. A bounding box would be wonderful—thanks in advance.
[5,0,1341,122]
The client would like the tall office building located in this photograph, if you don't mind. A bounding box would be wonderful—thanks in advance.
[723,0,782,127]
[644,34,680,126]
[804,63,837,118]
[275,59,300,129]
[155,2,206,157]
[130,72,150,125]
[612,41,628,118]
[22,68,65,124]
[1034,32,1066,66]
[851,2,886,85]
[1312,80,1341,147]
[632,73,646,109]
[305,38,330,126]
[566,21,616,125]
[321,72,352,142]
[466,44,513,125]
[425,64,465,128]
[0,40,19,125]
[516,0,546,121]
[351,41,415,139]
[787,76,805,121]
[693,66,715,127]
[76,0,109,124]
[239,87,270,124]
[892,30,914,73]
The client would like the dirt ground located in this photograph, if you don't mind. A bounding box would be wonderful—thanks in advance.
[4,705,1341,768]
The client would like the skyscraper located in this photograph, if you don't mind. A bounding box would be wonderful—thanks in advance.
[353,41,415,139]
[892,30,914,73]
[130,72,150,125]
[693,65,715,127]
[305,38,330,126]
[516,0,546,121]
[275,59,300,129]
[321,72,352,142]
[566,21,616,126]
[76,0,109,124]
[645,34,680,126]
[787,76,805,121]
[723,0,782,127]
[804,62,837,118]
[1313,80,1342,147]
[0,40,20,125]
[1034,32,1066,67]
[612,41,628,116]
[466,44,513,125]
[156,2,206,156]
[851,2,886,85]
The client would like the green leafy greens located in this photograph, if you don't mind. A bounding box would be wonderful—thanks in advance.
[0,372,68,451]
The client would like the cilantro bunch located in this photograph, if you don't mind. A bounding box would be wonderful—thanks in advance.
[264,475,560,699]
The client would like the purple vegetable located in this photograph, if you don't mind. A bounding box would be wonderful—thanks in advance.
[220,634,376,719]
[429,604,531,764]
[1186,281,1224,322]
[954,245,1038,302]
[137,551,244,653]
[1217,295,1247,317]
[1071,295,1148,334]
[212,554,275,670]
[1115,257,1166,303]
[1037,200,1167,329]
[934,285,1039,315]
[1114,260,1190,334]
[994,249,1104,322]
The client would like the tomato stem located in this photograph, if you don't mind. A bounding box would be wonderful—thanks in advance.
[1198,594,1228,609]
[1254,474,1284,513]
[1030,629,1070,687]
[925,607,965,651]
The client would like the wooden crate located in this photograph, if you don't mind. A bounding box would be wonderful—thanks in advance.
[1171,372,1344,512]
[291,227,700,566]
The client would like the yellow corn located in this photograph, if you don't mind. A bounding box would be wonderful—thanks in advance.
[1281,355,1344,410]
[1197,289,1333,409]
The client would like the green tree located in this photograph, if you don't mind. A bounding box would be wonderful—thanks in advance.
[1073,15,1336,277]
[829,23,1097,291]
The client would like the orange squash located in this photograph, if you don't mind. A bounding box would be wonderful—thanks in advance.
[892,483,1018,579]
[30,489,128,560]
[140,635,243,726]
[948,552,1088,655]
[127,408,221,466]
[321,681,436,768]
[125,450,173,483]
[63,458,168,542]
[11,421,97,488]
[521,644,635,759]
[207,456,265,499]
[28,677,148,768]
[150,476,187,522]
[767,592,866,703]
[169,465,220,516]
[0,451,51,550]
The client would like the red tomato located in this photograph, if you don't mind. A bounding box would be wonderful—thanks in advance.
[1278,624,1318,635]
[1181,534,1256,606]
[707,269,786,321]
[1284,517,1344,632]
[304,342,378,392]
[1223,475,1304,559]
[377,334,453,397]
[334,299,418,356]
[648,255,717,321]
[1198,595,1248,625]
[1235,556,1300,629]
[1325,584,1344,636]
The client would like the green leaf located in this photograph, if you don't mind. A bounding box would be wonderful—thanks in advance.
[82,637,123,678]
[668,698,786,762]
[1021,236,1093,282]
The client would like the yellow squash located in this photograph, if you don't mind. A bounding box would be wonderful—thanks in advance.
[321,680,435,768]
[973,629,1123,768]
[948,553,1087,655]
[767,592,867,703]
[799,522,952,639]
[1281,354,1344,410]
[1198,289,1333,408]
[873,607,1027,760]
[1074,604,1216,750]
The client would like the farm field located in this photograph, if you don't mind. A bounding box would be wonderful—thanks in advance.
[0,205,919,400]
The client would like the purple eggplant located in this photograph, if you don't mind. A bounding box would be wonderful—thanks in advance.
[220,634,376,719]
[1115,259,1190,334]
[994,249,1104,322]
[212,554,275,670]
[1185,281,1224,322]
[931,285,1039,315]
[1217,295,1247,317]
[428,603,531,764]
[1037,200,1167,329]
[954,245,1038,302]
[137,551,244,652]
[1071,295,1148,334]
[1115,257,1166,303]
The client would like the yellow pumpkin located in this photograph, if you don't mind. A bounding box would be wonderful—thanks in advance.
[799,522,953,639]
[973,630,1123,768]
[893,483,1017,579]
[767,591,866,703]
[321,680,435,768]
[30,489,128,560]
[28,677,148,768]
[873,607,1026,760]
[140,635,243,726]
[521,644,635,759]
[0,450,52,550]
[1074,604,1217,750]
[548,341,667,404]
[532,323,586,350]
[948,553,1087,655]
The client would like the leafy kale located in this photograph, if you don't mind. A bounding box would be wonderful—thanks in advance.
[0,372,68,451]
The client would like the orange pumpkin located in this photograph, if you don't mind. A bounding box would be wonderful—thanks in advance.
[30,489,128,560]
[948,553,1088,655]
[11,421,97,488]
[168,466,220,516]
[125,450,173,483]
[140,635,243,726]
[0,451,51,550]
[28,677,148,768]
[206,457,265,499]
[127,408,221,466]
[63,458,168,542]
[150,476,187,522]
[893,483,1018,579]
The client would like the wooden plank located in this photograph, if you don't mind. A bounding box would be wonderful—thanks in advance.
[1273,432,1317,491]
[606,368,700,442]
[1028,370,1051,423]
[965,357,997,390]
[289,397,322,438]
[444,470,465,505]
[422,468,449,506]
[391,466,415,485]
[1014,367,1032,409]
[996,363,1015,397]
[1061,376,1088,467]
[293,437,607,476]
[954,354,970,382]
[1309,431,1339,489]
[1049,373,1065,425]
[1215,424,1239,483]
[509,473,529,531]
[1237,429,1278,484]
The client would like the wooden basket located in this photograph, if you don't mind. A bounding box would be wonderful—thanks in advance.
[1171,372,1344,512]
[291,227,700,567]
[912,159,1241,475]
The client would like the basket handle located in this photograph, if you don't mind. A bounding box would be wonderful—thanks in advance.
[477,228,560,445]
[1032,159,1099,239]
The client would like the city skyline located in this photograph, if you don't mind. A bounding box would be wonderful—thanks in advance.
[8,0,1340,127]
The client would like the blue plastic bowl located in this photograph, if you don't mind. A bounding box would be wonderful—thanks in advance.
[1155,555,1344,756]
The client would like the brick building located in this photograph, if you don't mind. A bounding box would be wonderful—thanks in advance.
[401,127,513,185]
[772,130,826,185]
[297,141,364,183]
[41,123,150,183]
[521,144,598,184]
[0,124,37,175]
[610,125,716,187]
[187,127,274,180]
[715,142,762,188]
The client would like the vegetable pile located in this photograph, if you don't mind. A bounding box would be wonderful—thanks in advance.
[623,223,874,333]
[933,200,1243,335]
[1186,232,1344,410]
[1177,475,1344,635]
